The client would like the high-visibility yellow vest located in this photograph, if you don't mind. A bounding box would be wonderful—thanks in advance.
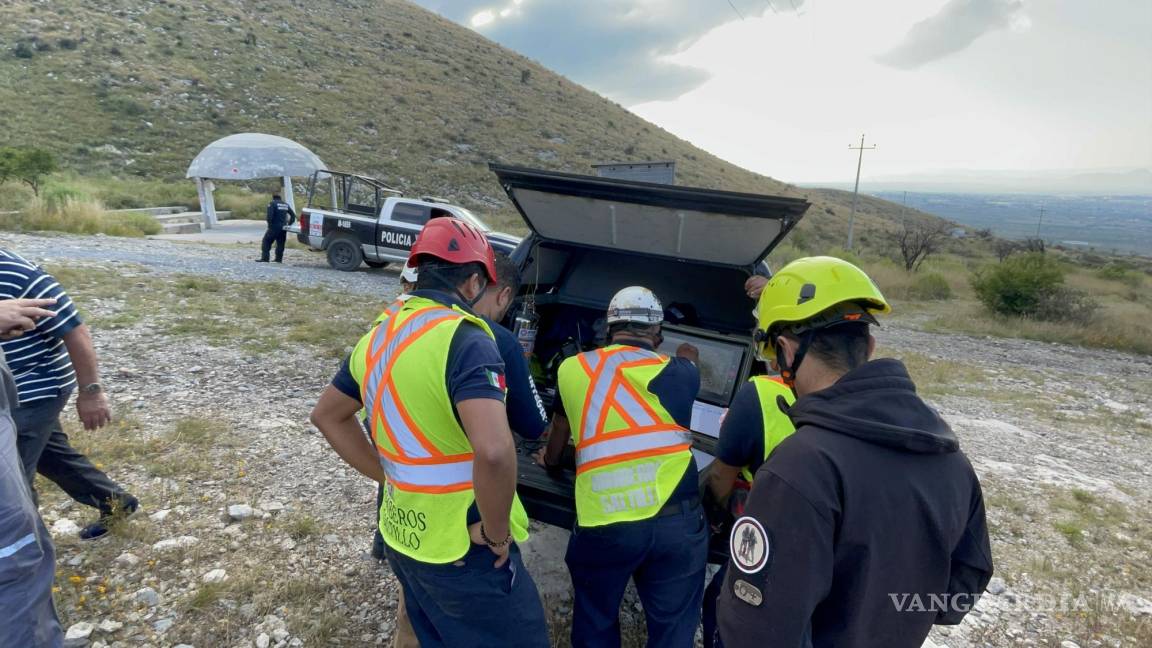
[350,296,530,563]
[738,375,797,483]
[556,344,694,528]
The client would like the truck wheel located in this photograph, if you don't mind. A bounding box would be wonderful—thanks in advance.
[365,261,389,269]
[326,239,362,271]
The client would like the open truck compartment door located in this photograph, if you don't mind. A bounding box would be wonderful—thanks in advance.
[491,164,809,267]
[495,165,810,541]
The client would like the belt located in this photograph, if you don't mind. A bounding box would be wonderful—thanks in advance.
[655,495,701,518]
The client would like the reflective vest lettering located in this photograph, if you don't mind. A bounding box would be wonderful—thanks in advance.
[557,345,694,527]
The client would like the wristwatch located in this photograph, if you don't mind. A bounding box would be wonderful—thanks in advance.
[80,383,104,395]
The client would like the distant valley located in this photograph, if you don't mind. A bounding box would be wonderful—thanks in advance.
[871,191,1152,257]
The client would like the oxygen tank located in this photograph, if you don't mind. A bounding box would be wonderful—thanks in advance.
[512,296,539,358]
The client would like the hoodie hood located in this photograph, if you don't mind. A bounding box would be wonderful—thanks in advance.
[786,358,959,454]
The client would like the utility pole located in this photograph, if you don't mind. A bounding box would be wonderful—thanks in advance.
[846,134,877,251]
[1035,204,1046,239]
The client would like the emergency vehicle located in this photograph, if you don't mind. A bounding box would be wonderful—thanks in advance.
[288,169,520,271]
[491,165,810,547]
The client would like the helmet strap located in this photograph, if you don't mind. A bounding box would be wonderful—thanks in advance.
[777,328,816,391]
[423,266,488,308]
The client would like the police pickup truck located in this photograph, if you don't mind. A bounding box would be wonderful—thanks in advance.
[288,169,520,271]
[491,164,810,558]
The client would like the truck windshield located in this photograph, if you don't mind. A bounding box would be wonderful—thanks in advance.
[452,208,491,232]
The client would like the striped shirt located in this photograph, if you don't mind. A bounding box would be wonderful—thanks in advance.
[0,248,81,404]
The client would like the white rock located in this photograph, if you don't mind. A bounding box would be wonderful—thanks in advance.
[1060,642,1080,648]
[149,509,171,522]
[259,501,286,514]
[281,538,296,551]
[227,504,255,521]
[154,617,174,633]
[66,622,95,640]
[114,552,140,567]
[152,536,199,551]
[173,645,195,648]
[256,633,271,648]
[272,628,290,642]
[52,519,81,536]
[134,587,160,607]
[986,577,1007,595]
[202,569,228,583]
[97,619,122,633]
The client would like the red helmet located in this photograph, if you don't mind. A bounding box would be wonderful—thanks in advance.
[406,217,497,282]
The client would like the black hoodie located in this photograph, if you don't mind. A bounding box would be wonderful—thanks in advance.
[717,359,993,648]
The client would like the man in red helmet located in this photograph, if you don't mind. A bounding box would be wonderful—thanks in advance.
[311,218,549,647]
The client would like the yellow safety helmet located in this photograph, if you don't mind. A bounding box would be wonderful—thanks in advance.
[753,256,891,366]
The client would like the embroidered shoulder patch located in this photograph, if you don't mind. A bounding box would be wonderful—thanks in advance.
[733,579,763,606]
[730,516,770,574]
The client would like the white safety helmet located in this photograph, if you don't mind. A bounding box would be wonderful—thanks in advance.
[400,264,419,284]
[606,286,664,325]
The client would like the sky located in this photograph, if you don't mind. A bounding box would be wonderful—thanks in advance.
[414,0,1152,184]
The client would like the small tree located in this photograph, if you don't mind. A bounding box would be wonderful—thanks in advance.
[994,239,1020,262]
[892,218,952,272]
[11,148,57,196]
[0,147,18,185]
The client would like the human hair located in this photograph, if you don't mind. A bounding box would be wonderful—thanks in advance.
[415,260,486,291]
[802,321,870,373]
[272,193,282,200]
[493,253,521,296]
[608,322,660,342]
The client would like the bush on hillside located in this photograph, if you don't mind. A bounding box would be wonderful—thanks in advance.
[907,273,953,301]
[972,253,1096,323]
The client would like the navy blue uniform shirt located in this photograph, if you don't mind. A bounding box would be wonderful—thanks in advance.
[715,382,769,475]
[482,316,547,440]
[266,200,296,230]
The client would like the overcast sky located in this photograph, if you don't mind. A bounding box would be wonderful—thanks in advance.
[414,0,1152,184]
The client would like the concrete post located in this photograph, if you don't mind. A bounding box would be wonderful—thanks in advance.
[203,180,218,229]
[282,176,296,212]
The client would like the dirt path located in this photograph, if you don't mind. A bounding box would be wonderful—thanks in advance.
[6,232,1149,647]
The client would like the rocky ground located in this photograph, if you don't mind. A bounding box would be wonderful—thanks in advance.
[2,231,1149,647]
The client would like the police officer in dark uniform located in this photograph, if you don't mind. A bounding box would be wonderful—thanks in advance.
[257,193,296,263]
[716,257,993,648]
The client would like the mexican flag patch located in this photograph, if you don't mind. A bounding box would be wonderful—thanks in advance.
[486,369,507,391]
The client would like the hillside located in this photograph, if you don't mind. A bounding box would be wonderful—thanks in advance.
[0,0,946,247]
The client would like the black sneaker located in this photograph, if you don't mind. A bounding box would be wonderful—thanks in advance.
[79,496,140,542]
[273,259,283,264]
[255,258,269,263]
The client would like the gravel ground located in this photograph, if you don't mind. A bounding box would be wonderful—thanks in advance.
[4,231,1150,648]
[1,231,398,298]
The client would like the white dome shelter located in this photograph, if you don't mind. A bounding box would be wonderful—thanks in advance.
[185,133,326,228]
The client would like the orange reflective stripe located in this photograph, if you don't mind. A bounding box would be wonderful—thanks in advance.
[576,443,692,475]
[387,481,475,494]
[368,308,460,458]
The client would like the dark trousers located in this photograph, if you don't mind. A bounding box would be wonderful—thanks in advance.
[565,503,709,648]
[260,228,287,261]
[385,543,550,648]
[372,483,385,555]
[13,390,127,514]
[701,562,727,648]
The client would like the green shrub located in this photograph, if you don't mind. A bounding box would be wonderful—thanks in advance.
[1096,264,1130,281]
[972,253,1096,323]
[0,197,160,237]
[907,273,953,301]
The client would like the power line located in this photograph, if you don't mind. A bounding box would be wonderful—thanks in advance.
[763,0,779,15]
[846,133,877,252]
[725,0,745,19]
